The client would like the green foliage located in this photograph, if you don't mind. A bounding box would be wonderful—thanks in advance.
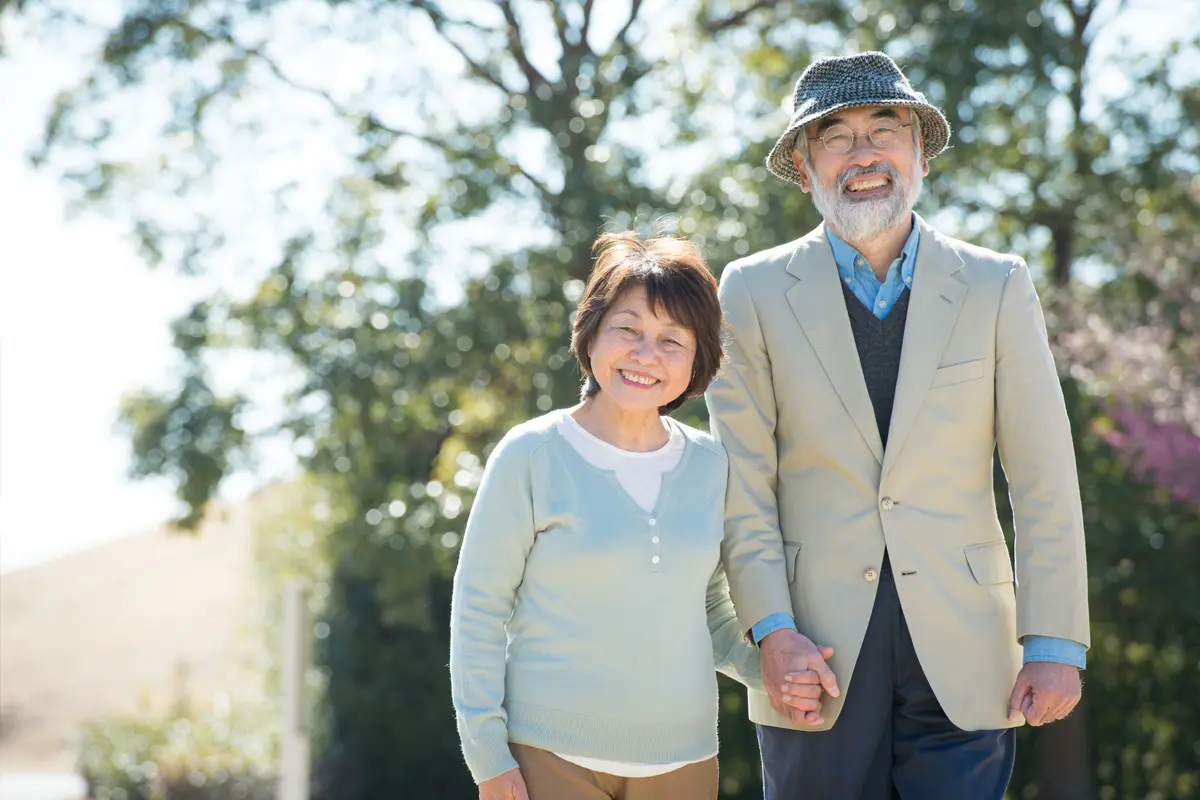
[995,382,1200,799]
[77,695,276,800]
[119,301,251,530]
[247,477,480,797]
[1066,391,1200,799]
[120,377,248,530]
[18,0,1200,797]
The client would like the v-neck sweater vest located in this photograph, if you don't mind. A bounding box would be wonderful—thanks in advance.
[450,410,758,783]
[842,282,911,447]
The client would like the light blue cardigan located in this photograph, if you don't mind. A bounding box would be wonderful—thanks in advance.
[449,410,762,783]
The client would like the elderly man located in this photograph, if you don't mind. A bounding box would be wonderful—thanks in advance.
[706,52,1090,798]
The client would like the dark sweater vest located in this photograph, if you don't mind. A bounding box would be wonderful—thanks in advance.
[841,283,911,448]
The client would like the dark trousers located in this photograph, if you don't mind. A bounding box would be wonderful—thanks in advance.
[757,558,1015,800]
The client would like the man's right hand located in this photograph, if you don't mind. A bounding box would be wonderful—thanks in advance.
[759,628,840,727]
[479,767,530,800]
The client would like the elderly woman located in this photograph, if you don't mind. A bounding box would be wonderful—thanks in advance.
[449,231,763,800]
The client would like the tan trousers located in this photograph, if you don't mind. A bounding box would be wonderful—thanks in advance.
[510,743,718,800]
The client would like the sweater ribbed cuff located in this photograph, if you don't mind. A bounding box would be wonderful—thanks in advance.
[734,643,765,693]
[460,728,520,785]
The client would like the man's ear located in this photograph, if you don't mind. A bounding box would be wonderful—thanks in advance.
[791,151,812,193]
[920,155,930,177]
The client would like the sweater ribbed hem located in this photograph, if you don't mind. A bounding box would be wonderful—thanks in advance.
[506,701,719,765]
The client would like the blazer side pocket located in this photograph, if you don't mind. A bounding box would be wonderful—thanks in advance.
[783,542,801,584]
[963,541,1015,585]
[931,359,986,389]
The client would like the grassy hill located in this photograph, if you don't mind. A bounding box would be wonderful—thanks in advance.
[0,501,265,772]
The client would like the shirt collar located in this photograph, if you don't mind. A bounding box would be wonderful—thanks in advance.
[827,214,920,287]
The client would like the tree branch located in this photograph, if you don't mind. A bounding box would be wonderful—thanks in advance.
[362,116,554,203]
[579,0,596,52]
[409,0,514,95]
[503,161,555,201]
[613,0,645,53]
[248,45,345,111]
[1070,0,1097,44]
[241,45,551,204]
[541,0,595,59]
[705,0,775,33]
[541,0,570,56]
[495,0,549,92]
[443,35,513,94]
[595,0,650,92]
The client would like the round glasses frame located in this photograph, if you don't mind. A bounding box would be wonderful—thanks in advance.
[818,121,915,155]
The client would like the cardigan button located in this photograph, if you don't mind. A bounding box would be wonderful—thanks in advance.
[652,556,660,564]
[649,518,657,526]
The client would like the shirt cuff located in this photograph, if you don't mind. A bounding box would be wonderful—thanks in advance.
[751,612,797,646]
[1022,635,1086,669]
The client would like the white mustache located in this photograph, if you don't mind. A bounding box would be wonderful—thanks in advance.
[809,157,921,243]
[837,164,899,194]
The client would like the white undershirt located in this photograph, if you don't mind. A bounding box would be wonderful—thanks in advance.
[549,412,715,778]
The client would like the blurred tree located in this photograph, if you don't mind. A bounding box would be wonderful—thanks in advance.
[15,0,1199,796]
[17,0,777,795]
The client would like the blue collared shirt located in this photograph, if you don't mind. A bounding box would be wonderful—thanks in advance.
[748,218,1085,669]
[826,220,918,319]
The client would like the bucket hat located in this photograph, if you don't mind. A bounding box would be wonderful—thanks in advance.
[765,51,951,185]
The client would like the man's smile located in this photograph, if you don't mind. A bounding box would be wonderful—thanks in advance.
[845,175,891,193]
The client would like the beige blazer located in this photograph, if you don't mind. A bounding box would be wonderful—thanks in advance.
[706,215,1090,732]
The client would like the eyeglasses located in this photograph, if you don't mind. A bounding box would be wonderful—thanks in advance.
[817,121,915,155]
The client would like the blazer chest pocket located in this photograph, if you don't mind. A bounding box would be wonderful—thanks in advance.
[930,359,985,389]
[784,542,801,584]
[964,541,1014,585]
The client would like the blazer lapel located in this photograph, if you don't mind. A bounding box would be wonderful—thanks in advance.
[785,226,886,465]
[882,217,968,477]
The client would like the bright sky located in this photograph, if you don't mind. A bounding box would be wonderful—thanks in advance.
[0,2,1195,574]
[0,31,188,573]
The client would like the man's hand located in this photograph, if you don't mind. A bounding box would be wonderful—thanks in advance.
[1008,661,1082,726]
[759,628,839,727]
[479,767,530,800]
[782,652,835,717]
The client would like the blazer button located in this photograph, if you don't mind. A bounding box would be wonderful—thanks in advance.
[880,497,894,511]
[864,567,879,582]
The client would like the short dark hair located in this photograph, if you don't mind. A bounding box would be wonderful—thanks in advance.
[571,230,723,414]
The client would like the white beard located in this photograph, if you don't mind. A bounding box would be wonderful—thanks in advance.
[809,160,923,243]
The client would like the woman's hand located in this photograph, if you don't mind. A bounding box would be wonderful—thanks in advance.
[479,767,530,800]
[778,644,837,725]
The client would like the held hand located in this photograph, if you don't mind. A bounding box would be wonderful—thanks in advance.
[759,628,839,727]
[479,767,530,800]
[781,645,835,715]
[1008,661,1082,726]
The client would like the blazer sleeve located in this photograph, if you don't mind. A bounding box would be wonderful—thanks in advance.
[994,260,1091,649]
[449,431,538,783]
[705,263,795,638]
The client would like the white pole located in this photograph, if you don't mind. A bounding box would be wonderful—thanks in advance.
[278,580,311,800]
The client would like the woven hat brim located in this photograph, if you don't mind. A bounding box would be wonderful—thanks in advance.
[765,99,951,186]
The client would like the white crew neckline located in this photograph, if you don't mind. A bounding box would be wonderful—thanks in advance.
[559,410,683,459]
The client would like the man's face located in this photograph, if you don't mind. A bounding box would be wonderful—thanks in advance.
[791,105,929,243]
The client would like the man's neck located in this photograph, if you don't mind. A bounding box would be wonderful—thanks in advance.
[830,216,914,281]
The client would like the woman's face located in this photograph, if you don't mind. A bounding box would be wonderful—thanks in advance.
[588,285,697,415]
